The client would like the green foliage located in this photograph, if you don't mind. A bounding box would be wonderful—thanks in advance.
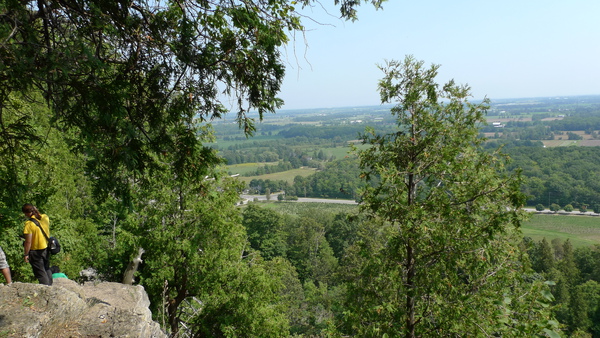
[286,215,338,285]
[550,203,562,212]
[0,0,330,203]
[0,91,100,283]
[565,204,575,212]
[132,169,292,335]
[8,1,595,335]
[242,204,287,260]
[287,157,366,199]
[0,1,385,336]
[506,147,600,208]
[326,212,364,260]
[526,238,600,335]
[267,201,358,216]
[531,238,556,273]
[344,55,551,336]
[536,204,545,211]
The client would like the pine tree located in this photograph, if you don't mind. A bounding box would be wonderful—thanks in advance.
[344,56,557,337]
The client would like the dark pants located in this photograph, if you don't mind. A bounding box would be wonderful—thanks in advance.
[29,249,52,286]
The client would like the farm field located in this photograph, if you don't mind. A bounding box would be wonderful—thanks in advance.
[521,214,600,247]
[262,201,359,216]
[481,131,600,147]
[541,139,600,147]
[319,146,355,160]
[232,166,317,184]
[225,161,280,175]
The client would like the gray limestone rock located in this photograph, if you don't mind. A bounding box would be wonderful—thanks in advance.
[0,279,167,338]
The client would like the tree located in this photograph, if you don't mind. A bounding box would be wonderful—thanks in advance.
[242,204,287,260]
[531,238,555,273]
[536,204,545,211]
[326,211,364,259]
[571,284,592,332]
[133,169,295,336]
[0,0,381,204]
[559,239,580,283]
[286,215,338,285]
[345,56,555,336]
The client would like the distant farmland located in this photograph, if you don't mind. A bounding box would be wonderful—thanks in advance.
[522,214,600,247]
[483,129,600,147]
[231,166,317,184]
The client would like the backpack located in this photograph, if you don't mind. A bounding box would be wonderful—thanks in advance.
[28,218,61,255]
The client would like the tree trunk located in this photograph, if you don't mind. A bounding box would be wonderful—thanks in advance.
[122,247,145,285]
[405,241,416,338]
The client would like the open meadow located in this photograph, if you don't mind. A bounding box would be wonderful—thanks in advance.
[522,214,600,247]
[231,166,318,184]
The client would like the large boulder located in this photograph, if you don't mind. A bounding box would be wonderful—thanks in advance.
[0,279,166,338]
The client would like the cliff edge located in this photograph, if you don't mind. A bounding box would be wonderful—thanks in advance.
[0,279,166,338]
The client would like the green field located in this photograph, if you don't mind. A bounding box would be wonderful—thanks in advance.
[226,162,280,176]
[232,167,318,184]
[522,214,600,247]
[262,201,359,216]
[319,146,354,160]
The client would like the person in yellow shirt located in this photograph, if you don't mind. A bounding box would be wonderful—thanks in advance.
[22,203,52,286]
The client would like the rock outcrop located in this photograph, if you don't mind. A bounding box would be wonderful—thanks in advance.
[0,279,167,338]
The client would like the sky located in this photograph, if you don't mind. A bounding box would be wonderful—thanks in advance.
[277,0,600,110]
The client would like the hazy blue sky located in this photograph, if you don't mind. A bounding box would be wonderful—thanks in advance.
[277,0,600,110]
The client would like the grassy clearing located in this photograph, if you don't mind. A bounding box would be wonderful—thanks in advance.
[319,146,354,160]
[233,167,318,184]
[225,162,279,176]
[541,140,580,147]
[264,202,359,216]
[522,214,600,247]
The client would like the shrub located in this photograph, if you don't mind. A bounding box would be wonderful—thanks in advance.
[535,204,545,211]
[564,204,574,212]
[549,203,561,212]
